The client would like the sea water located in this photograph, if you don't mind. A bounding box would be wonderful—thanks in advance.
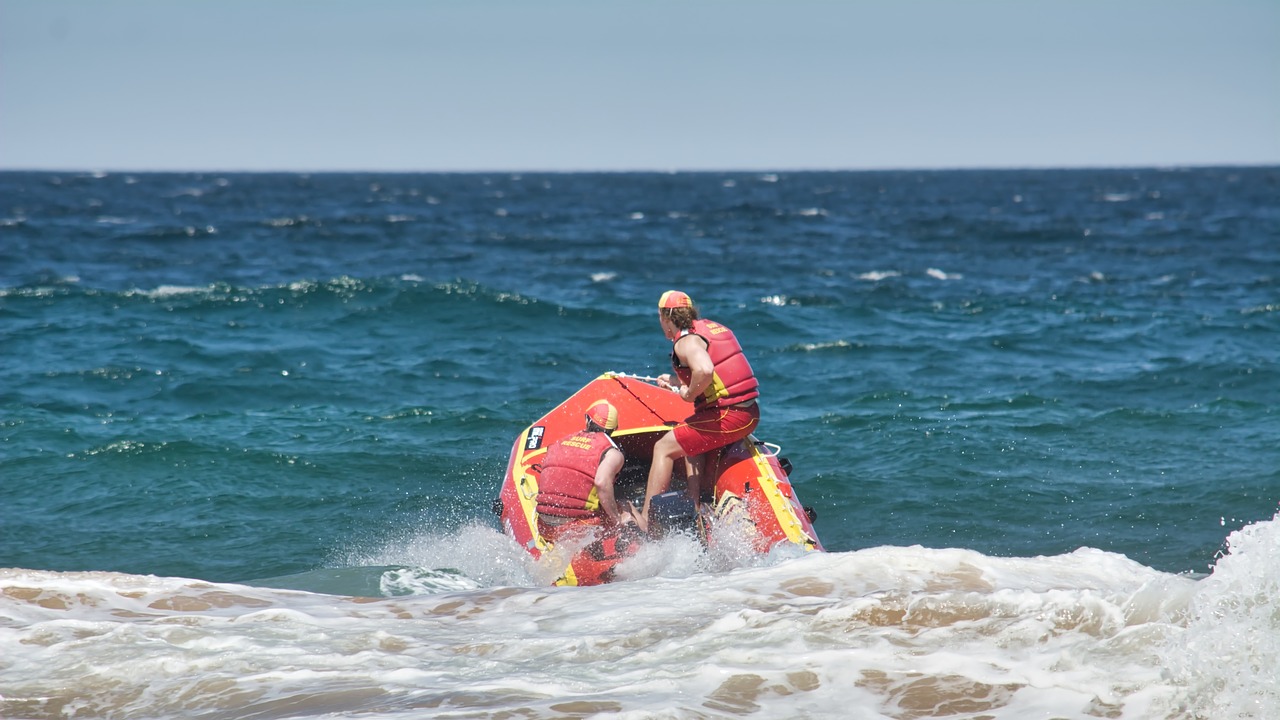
[2,169,1278,718]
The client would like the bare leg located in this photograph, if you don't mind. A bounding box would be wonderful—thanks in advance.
[642,431,686,520]
[684,454,706,504]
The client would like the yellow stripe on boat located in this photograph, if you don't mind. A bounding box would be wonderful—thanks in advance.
[513,434,550,553]
[748,444,818,550]
[555,565,579,586]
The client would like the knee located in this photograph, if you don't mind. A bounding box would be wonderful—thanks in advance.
[653,432,685,460]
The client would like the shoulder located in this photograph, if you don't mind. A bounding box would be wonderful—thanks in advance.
[675,331,708,355]
[599,443,625,468]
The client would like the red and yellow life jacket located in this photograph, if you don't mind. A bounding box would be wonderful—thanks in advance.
[671,318,760,409]
[536,430,620,519]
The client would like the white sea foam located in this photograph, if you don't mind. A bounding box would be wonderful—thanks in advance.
[859,270,901,281]
[126,284,212,298]
[3,516,1276,719]
[1241,303,1279,315]
[337,523,537,589]
[799,340,853,352]
[1162,512,1280,716]
[0,515,1274,717]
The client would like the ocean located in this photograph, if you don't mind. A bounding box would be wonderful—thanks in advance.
[1,168,1277,719]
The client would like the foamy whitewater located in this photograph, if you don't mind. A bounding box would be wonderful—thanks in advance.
[3,514,1277,719]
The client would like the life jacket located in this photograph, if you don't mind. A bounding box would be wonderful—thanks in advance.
[671,318,760,409]
[536,430,620,519]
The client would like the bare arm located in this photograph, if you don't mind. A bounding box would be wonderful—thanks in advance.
[593,448,627,523]
[674,334,715,403]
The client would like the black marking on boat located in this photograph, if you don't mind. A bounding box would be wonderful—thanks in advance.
[525,426,545,450]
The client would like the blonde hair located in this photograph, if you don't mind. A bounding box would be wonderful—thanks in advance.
[661,306,699,331]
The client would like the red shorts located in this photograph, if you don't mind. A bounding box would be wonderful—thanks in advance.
[673,401,760,457]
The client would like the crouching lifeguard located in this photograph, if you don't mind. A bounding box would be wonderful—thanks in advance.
[534,399,636,541]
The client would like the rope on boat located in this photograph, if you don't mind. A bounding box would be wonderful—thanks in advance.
[606,371,665,385]
[606,371,674,424]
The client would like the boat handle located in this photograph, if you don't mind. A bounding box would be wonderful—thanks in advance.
[757,441,782,457]
[518,472,538,500]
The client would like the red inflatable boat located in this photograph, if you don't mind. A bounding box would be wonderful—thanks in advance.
[496,372,823,586]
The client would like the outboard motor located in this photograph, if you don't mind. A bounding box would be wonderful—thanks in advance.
[647,491,705,541]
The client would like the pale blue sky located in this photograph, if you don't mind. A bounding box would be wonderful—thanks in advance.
[2,0,1277,172]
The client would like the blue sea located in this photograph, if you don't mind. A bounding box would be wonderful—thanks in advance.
[2,168,1277,719]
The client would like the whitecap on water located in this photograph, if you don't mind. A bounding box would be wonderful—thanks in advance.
[858,270,901,281]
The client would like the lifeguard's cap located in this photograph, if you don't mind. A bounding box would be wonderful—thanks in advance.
[585,399,619,432]
[658,290,694,309]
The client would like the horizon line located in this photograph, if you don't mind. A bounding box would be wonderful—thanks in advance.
[2,161,1277,175]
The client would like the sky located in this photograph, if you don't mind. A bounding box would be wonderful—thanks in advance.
[1,0,1277,172]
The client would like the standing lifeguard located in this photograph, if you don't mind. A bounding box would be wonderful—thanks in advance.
[641,290,760,526]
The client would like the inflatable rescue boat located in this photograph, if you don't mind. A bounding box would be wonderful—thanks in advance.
[495,372,823,586]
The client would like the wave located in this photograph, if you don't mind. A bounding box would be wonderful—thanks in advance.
[3,514,1276,719]
[0,275,580,318]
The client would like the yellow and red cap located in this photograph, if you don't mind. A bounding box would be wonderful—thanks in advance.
[658,290,694,309]
[585,399,619,432]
